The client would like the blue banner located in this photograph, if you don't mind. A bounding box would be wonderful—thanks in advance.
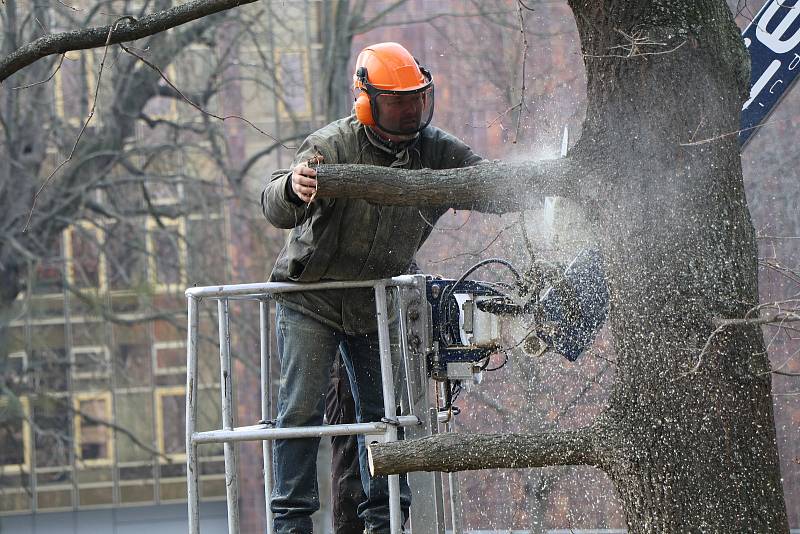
[740,0,800,147]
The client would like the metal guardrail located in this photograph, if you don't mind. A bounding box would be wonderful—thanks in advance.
[184,276,424,534]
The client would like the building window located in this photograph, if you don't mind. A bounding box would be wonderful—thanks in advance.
[54,51,96,127]
[276,49,311,118]
[153,341,187,376]
[34,396,72,469]
[65,222,106,291]
[143,65,179,121]
[31,233,65,296]
[102,219,147,292]
[73,393,113,465]
[71,345,111,380]
[0,396,31,472]
[6,351,28,386]
[186,214,227,286]
[114,328,152,388]
[32,348,70,392]
[146,217,186,291]
[155,387,186,459]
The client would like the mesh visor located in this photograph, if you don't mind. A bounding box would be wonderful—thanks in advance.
[371,84,434,136]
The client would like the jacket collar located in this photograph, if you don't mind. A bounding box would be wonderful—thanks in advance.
[365,126,420,168]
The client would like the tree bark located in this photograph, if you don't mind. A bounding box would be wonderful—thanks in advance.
[322,0,790,531]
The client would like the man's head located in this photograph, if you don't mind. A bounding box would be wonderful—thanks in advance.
[353,42,434,142]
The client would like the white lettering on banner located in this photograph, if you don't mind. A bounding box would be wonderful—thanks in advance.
[756,1,800,54]
[770,79,784,93]
[743,59,782,110]
[790,53,800,70]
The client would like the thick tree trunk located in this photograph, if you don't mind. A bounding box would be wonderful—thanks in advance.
[321,1,790,531]
[568,1,787,531]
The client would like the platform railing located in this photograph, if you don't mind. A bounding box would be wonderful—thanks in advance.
[185,276,427,534]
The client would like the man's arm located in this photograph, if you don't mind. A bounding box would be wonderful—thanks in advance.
[261,137,333,229]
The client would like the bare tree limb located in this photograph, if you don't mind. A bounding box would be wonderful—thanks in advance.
[0,0,257,82]
[315,158,580,211]
[11,53,64,89]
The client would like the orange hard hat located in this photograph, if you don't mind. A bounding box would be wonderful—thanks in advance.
[353,42,429,92]
[353,42,434,135]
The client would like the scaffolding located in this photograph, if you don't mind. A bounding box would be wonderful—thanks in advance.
[185,275,450,534]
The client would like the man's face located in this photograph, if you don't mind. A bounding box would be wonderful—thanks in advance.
[375,92,425,133]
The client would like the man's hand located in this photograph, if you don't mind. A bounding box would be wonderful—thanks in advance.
[291,155,323,204]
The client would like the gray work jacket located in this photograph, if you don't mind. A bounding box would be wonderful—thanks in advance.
[261,115,483,334]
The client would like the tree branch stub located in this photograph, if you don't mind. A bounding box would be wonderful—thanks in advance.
[368,429,600,476]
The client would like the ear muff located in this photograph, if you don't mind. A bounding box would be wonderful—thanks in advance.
[353,66,375,126]
[354,91,375,126]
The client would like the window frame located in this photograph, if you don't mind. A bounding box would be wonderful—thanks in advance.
[70,345,112,381]
[72,392,114,466]
[7,351,29,386]
[275,47,312,119]
[0,396,31,474]
[145,216,187,292]
[155,386,187,462]
[152,340,187,376]
[54,50,100,128]
[64,222,108,292]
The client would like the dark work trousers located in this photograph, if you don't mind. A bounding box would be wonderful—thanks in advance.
[326,351,366,534]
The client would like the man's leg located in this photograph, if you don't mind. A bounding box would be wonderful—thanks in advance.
[272,304,340,534]
[340,331,411,534]
[326,351,366,534]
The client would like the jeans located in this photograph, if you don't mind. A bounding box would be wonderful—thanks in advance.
[271,304,411,534]
[326,353,366,534]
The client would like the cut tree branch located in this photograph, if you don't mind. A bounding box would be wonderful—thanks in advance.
[315,158,580,212]
[368,427,600,475]
[0,0,257,82]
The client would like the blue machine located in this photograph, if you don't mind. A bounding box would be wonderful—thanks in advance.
[425,250,608,383]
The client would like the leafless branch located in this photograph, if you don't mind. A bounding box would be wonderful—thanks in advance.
[12,53,64,89]
[582,28,687,60]
[513,0,529,144]
[118,42,292,147]
[23,17,123,232]
[0,0,257,82]
[426,220,518,264]
[688,306,800,374]
[680,116,795,147]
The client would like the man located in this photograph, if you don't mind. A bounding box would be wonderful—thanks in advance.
[261,42,483,533]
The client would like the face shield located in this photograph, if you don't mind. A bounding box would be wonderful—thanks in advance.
[364,67,434,136]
